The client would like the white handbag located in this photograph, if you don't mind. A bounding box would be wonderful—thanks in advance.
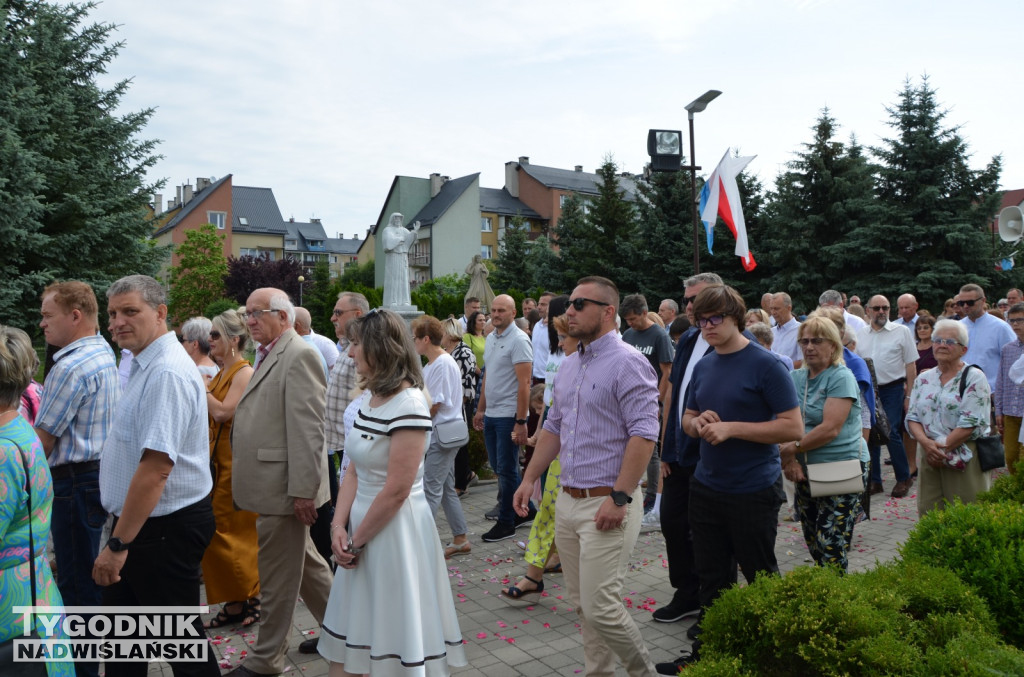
[806,459,864,497]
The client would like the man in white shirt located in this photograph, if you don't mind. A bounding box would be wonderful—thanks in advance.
[896,294,919,331]
[458,296,482,332]
[819,289,866,332]
[959,283,1015,392]
[294,307,339,372]
[770,292,802,368]
[856,295,917,498]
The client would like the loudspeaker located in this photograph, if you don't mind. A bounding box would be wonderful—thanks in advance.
[999,205,1024,243]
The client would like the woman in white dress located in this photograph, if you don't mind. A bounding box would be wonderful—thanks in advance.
[319,309,466,677]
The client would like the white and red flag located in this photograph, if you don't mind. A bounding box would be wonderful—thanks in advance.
[698,149,757,271]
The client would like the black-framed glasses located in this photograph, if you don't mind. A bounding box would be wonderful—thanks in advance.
[177,335,185,343]
[1010,318,1024,325]
[798,337,828,346]
[569,297,610,311]
[956,298,981,307]
[683,295,698,306]
[332,308,356,317]
[933,337,963,347]
[868,305,889,312]
[696,315,725,328]
[209,331,221,340]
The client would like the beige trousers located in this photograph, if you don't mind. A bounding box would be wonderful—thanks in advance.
[245,513,334,674]
[917,442,991,517]
[555,486,655,677]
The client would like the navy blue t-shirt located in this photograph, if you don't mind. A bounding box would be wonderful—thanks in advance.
[684,341,799,493]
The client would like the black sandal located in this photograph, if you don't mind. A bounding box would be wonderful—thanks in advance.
[241,597,261,627]
[204,602,247,629]
[500,575,544,603]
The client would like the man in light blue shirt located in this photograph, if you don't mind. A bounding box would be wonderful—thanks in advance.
[960,283,1015,391]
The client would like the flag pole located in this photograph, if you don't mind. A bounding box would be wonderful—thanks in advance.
[688,111,700,274]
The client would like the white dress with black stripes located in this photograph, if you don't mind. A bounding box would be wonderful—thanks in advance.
[318,387,467,675]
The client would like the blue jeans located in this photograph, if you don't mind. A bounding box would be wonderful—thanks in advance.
[51,463,107,677]
[869,381,912,483]
[484,415,521,526]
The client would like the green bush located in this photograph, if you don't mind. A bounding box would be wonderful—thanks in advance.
[977,464,1024,505]
[900,500,1024,647]
[204,298,239,318]
[696,561,1021,675]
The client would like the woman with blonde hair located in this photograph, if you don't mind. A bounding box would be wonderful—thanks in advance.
[202,308,261,627]
[319,310,466,675]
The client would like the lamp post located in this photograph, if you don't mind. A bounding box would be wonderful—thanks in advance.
[297,275,305,306]
[684,90,721,274]
[647,89,721,275]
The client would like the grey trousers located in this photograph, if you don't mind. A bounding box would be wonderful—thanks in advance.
[423,435,469,536]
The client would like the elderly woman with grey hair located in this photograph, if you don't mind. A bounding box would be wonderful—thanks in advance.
[905,319,992,516]
[180,316,219,383]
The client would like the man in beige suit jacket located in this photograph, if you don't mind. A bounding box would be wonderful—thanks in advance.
[227,288,333,677]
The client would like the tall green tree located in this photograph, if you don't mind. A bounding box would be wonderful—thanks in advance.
[549,192,602,290]
[302,260,338,335]
[491,215,533,293]
[588,157,638,284]
[525,236,565,294]
[168,224,227,325]
[760,111,881,311]
[844,77,1002,310]
[0,1,166,330]
[630,169,694,301]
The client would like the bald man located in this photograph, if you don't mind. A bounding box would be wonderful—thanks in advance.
[896,294,919,330]
[294,306,339,372]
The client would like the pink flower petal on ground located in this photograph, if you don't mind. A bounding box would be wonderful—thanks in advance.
[526,606,535,611]
[476,632,488,639]
[522,620,530,624]
[543,623,551,628]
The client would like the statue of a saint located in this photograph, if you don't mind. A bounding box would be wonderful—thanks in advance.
[465,254,495,312]
[381,212,420,307]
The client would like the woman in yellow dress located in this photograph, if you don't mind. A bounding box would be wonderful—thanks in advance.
[202,308,261,627]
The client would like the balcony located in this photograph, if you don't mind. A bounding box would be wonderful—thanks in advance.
[409,253,431,267]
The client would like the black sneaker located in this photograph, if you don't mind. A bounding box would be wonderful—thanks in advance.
[652,596,701,623]
[514,508,537,529]
[655,649,699,675]
[686,623,702,641]
[484,502,500,520]
[481,522,516,542]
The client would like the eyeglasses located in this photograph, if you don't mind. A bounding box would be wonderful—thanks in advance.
[177,335,185,343]
[241,309,278,321]
[683,295,698,306]
[569,297,610,311]
[1010,318,1024,325]
[332,308,356,317]
[798,337,828,346]
[209,331,221,340]
[933,338,963,347]
[696,315,725,328]
[955,298,981,307]
[868,305,889,312]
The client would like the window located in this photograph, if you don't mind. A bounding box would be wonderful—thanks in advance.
[481,245,493,260]
[559,195,566,208]
[481,217,492,232]
[239,248,273,260]
[208,211,227,229]
[238,217,249,226]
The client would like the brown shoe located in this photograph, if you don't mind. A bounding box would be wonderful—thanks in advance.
[869,481,883,495]
[890,478,914,498]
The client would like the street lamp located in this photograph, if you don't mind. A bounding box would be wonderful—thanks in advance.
[297,275,305,306]
[647,89,721,274]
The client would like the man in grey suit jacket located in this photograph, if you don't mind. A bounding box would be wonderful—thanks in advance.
[226,288,333,677]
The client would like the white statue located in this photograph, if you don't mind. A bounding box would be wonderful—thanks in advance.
[382,212,420,307]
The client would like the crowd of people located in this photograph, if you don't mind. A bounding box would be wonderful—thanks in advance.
[1,273,1020,677]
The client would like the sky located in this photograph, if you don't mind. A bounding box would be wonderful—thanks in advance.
[87,0,1024,240]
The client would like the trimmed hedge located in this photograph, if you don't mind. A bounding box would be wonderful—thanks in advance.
[685,561,1024,676]
[900,500,1024,647]
[976,462,1024,505]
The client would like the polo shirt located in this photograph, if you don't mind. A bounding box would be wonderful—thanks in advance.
[482,322,533,418]
[772,317,802,364]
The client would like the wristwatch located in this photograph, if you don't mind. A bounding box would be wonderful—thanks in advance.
[794,440,802,450]
[107,537,131,552]
[515,418,528,425]
[610,490,632,507]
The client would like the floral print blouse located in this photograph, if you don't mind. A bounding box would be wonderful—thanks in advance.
[906,364,991,447]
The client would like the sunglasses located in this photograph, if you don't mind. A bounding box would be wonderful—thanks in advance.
[569,297,610,311]
[696,315,725,328]
[955,298,981,307]
[209,331,221,340]
[683,295,698,306]
[933,338,963,347]
[868,305,889,312]
[798,337,828,346]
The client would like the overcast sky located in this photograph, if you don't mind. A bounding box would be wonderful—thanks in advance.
[89,0,1023,240]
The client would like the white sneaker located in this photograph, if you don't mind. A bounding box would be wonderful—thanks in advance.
[640,511,661,534]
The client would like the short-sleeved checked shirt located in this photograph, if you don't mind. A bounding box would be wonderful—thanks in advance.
[99,332,212,516]
[35,335,119,466]
[325,338,357,452]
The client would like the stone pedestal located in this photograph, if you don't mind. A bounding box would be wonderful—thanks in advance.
[381,304,423,327]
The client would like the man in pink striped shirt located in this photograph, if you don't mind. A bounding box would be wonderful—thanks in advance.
[515,275,661,677]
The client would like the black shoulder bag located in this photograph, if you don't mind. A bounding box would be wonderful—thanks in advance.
[959,365,1006,472]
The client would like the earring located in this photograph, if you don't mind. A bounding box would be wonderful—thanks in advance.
[231,348,236,357]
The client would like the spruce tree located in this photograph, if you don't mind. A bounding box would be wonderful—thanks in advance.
[851,77,1002,309]
[550,192,603,290]
[588,157,638,285]
[631,168,694,301]
[491,215,533,293]
[0,1,166,329]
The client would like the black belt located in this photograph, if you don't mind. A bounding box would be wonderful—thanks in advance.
[50,459,100,480]
[879,378,906,388]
